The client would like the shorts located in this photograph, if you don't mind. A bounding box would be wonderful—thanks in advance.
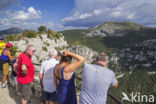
[3,63,9,75]
[13,77,18,85]
[43,91,57,102]
[18,83,32,100]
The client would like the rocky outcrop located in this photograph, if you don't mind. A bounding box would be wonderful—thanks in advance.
[68,45,98,64]
[87,21,144,37]
[114,39,156,71]
[11,34,68,71]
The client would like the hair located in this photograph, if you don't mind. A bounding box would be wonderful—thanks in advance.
[96,52,108,62]
[26,45,34,51]
[49,48,59,58]
[60,55,72,63]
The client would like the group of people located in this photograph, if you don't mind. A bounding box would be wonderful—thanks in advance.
[0,35,119,104]
[38,47,118,104]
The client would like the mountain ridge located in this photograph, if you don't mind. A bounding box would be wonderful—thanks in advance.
[0,27,24,35]
[87,21,152,37]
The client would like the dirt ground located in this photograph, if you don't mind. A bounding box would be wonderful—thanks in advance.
[0,72,40,104]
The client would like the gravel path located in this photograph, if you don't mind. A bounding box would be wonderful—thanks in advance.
[0,73,40,104]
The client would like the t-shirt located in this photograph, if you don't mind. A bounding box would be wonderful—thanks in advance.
[11,59,17,77]
[40,58,59,93]
[79,64,118,104]
[17,52,35,84]
[0,42,6,56]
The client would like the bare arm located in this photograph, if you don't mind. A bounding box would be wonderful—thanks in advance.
[64,50,85,72]
[6,51,13,61]
[113,81,119,88]
[39,73,43,85]
[53,71,58,89]
[111,73,118,88]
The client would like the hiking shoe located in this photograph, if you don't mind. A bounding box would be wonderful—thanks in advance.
[5,80,7,84]
[1,83,7,88]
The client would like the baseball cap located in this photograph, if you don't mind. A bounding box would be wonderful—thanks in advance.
[6,43,13,48]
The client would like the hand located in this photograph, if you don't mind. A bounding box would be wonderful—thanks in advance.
[62,50,70,56]
[13,63,18,73]
[14,63,17,67]
[22,69,28,76]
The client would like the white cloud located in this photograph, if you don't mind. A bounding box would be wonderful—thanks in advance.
[0,6,42,30]
[0,18,10,26]
[111,11,121,17]
[62,9,102,22]
[62,0,156,27]
[5,6,42,21]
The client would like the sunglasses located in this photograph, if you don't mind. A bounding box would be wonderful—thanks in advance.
[28,49,36,53]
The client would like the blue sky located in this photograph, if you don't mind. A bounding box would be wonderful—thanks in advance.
[0,0,156,31]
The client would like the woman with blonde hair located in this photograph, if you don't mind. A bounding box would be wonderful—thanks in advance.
[53,50,84,104]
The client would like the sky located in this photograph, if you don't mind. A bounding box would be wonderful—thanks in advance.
[0,0,156,31]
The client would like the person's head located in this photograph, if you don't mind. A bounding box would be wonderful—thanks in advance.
[26,45,36,56]
[6,43,13,49]
[60,55,72,65]
[96,52,109,67]
[0,36,4,42]
[48,48,61,60]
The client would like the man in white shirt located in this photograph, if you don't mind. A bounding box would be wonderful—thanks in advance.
[79,53,118,104]
[39,49,61,104]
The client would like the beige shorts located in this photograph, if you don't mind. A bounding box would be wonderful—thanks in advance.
[3,63,9,75]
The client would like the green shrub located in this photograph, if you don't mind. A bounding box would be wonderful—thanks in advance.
[39,35,43,40]
[5,34,16,41]
[42,46,48,52]
[23,30,38,38]
[47,30,63,42]
[10,46,19,56]
[38,25,46,33]
[35,55,40,60]
[44,42,50,46]
[39,59,43,63]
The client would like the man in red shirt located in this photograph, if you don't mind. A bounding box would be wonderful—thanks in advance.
[17,45,36,104]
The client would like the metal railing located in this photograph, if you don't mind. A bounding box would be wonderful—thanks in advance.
[34,63,123,104]
[75,76,123,104]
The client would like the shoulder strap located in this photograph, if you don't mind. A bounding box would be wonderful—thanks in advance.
[61,66,65,80]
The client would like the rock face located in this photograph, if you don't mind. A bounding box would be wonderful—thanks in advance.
[87,21,144,37]
[118,39,156,71]
[107,39,156,73]
[11,34,68,71]
[68,45,98,64]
